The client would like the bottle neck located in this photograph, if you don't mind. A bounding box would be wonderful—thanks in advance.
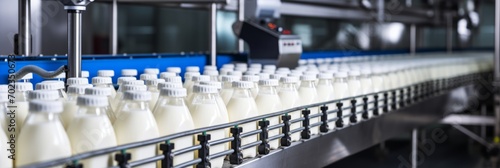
[317,79,333,85]
[192,93,218,104]
[158,96,187,107]
[223,81,233,89]
[77,106,108,116]
[258,85,278,95]
[25,112,61,124]
[279,83,298,92]
[348,76,359,81]
[334,77,347,83]
[232,88,253,98]
[121,100,151,112]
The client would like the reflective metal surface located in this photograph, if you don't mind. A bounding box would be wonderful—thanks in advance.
[440,114,496,126]
[67,10,82,78]
[18,0,31,56]
[234,85,476,168]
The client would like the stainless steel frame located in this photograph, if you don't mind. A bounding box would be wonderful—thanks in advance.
[18,0,31,56]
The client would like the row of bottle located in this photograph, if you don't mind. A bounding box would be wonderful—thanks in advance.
[0,52,493,168]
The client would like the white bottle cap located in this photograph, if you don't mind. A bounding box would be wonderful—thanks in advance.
[250,63,262,69]
[307,59,316,64]
[158,82,183,89]
[167,67,181,73]
[36,82,59,90]
[124,91,151,101]
[204,70,219,76]
[221,75,239,82]
[98,70,115,77]
[204,66,217,71]
[163,76,182,83]
[29,100,63,113]
[258,73,270,80]
[235,67,248,72]
[117,77,136,85]
[92,77,112,85]
[335,72,348,78]
[222,64,234,69]
[277,67,290,72]
[160,72,176,79]
[361,69,372,75]
[82,71,89,78]
[21,73,33,80]
[316,58,325,64]
[300,74,317,81]
[0,85,7,92]
[298,59,307,65]
[270,74,285,80]
[262,69,275,74]
[242,75,259,82]
[200,81,222,89]
[186,66,200,72]
[41,81,65,90]
[235,63,247,68]
[193,84,217,94]
[318,73,333,79]
[280,76,299,83]
[258,79,279,86]
[160,88,187,97]
[121,84,147,92]
[142,68,159,75]
[67,78,89,86]
[77,95,108,107]
[121,69,138,76]
[275,71,289,75]
[28,90,59,100]
[263,65,276,70]
[232,81,253,89]
[184,72,201,80]
[14,82,33,91]
[288,73,302,77]
[244,71,259,76]
[348,70,361,77]
[85,87,112,96]
[140,74,158,80]
[219,68,233,75]
[123,80,144,85]
[303,71,319,75]
[228,71,242,76]
[144,79,159,86]
[67,84,93,95]
[192,75,210,82]
[157,78,165,83]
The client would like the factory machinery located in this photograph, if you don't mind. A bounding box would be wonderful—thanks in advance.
[2,0,500,168]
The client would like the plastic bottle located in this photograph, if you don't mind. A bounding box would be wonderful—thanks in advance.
[153,88,195,166]
[116,77,136,93]
[121,69,138,78]
[160,72,176,79]
[278,76,300,141]
[163,76,183,85]
[298,74,320,135]
[186,66,200,73]
[0,122,11,168]
[158,82,183,89]
[66,77,89,86]
[360,69,374,118]
[0,93,9,134]
[61,84,93,128]
[198,81,229,123]
[183,72,200,90]
[67,95,117,167]
[242,75,260,98]
[17,100,71,167]
[85,87,117,123]
[113,91,159,168]
[187,75,210,99]
[189,84,226,168]
[140,74,158,81]
[144,68,160,77]
[36,81,67,99]
[220,75,239,105]
[332,72,350,126]
[92,76,117,98]
[145,79,161,110]
[13,82,32,134]
[167,67,182,76]
[254,79,282,149]
[347,70,363,120]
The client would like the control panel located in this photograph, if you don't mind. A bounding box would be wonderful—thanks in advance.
[279,39,303,54]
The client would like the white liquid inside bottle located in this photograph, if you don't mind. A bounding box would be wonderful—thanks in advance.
[92,77,117,99]
[220,75,239,105]
[316,73,335,123]
[113,91,159,168]
[255,79,282,149]
[67,95,117,167]
[332,72,350,126]
[153,88,195,166]
[17,100,71,167]
[360,69,374,118]
[13,82,33,134]
[347,71,363,121]
[85,87,117,123]
[189,85,226,168]
[298,74,320,135]
[226,81,259,158]
[145,79,160,110]
[278,76,300,141]
[62,84,93,128]
[0,126,12,168]
[242,75,259,98]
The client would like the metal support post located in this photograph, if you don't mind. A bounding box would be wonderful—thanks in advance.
[410,24,416,56]
[237,0,245,53]
[110,0,118,55]
[18,0,31,56]
[446,14,453,54]
[412,128,418,168]
[67,10,82,78]
[209,3,217,66]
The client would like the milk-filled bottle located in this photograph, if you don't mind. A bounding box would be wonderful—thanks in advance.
[163,76,183,85]
[61,84,93,128]
[145,79,160,110]
[85,87,117,123]
[167,67,182,76]
[198,81,229,123]
[371,67,385,115]
[13,82,32,134]
[227,81,259,157]
[297,74,320,134]
[121,69,138,78]
[220,75,239,105]
[113,84,147,117]
[28,90,61,102]
[187,75,210,99]
[38,81,67,99]
[360,69,374,118]
[183,72,200,90]
[332,72,350,126]
[242,75,259,98]
[228,71,243,79]
[278,76,300,141]
[113,80,145,108]
[67,95,117,167]
[153,88,195,165]
[258,73,270,80]
[113,91,159,168]
[316,73,335,119]
[0,124,12,168]
[189,84,226,168]
[0,93,9,134]
[17,100,71,167]
[347,70,363,121]
[92,76,117,98]
[66,77,89,86]
[387,67,400,110]
[204,70,220,82]
[116,77,136,93]
[254,79,282,149]
[160,72,176,79]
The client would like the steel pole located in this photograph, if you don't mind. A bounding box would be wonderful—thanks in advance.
[110,0,118,55]
[412,128,418,168]
[209,3,217,66]
[67,10,82,78]
[18,0,31,56]
[237,0,244,53]
[410,24,416,56]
